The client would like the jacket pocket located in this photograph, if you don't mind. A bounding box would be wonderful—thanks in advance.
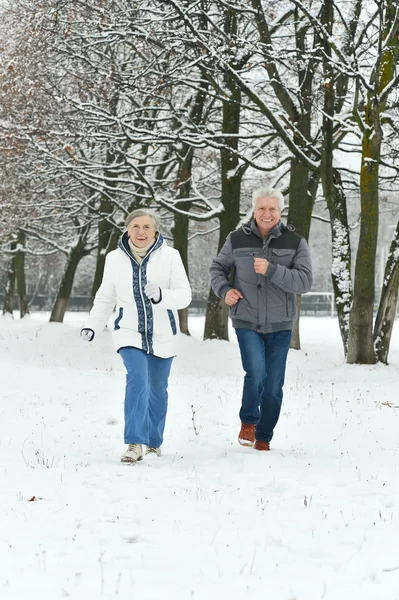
[234,254,258,285]
[114,306,124,330]
[230,297,258,323]
[271,248,295,267]
[167,309,177,336]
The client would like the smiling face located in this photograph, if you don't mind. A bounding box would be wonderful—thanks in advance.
[254,196,282,237]
[128,215,157,248]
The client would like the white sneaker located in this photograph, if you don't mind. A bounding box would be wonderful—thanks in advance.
[121,444,143,463]
[145,447,161,457]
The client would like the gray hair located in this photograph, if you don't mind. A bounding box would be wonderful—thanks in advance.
[125,208,161,231]
[252,187,284,211]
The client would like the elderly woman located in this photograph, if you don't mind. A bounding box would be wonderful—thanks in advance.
[80,209,192,463]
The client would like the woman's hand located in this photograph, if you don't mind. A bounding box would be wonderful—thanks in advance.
[80,328,95,342]
[144,282,161,303]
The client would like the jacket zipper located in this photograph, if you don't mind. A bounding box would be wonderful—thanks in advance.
[138,264,149,353]
[120,238,159,355]
[138,244,158,354]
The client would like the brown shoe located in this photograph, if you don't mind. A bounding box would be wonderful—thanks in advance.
[238,423,256,446]
[254,440,270,451]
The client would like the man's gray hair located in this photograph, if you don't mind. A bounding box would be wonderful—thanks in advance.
[125,208,161,231]
[252,187,284,211]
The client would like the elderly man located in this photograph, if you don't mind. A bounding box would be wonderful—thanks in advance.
[210,187,312,450]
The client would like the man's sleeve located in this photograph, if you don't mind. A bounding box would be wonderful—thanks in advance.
[265,237,312,294]
[210,234,235,299]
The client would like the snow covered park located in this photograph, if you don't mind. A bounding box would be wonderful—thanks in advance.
[1,313,399,600]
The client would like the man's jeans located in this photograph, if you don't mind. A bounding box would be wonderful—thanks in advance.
[235,329,292,443]
[119,347,173,447]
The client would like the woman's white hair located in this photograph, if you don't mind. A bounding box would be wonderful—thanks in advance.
[252,187,284,211]
[125,208,160,231]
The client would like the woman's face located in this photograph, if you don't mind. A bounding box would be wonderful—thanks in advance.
[128,215,156,248]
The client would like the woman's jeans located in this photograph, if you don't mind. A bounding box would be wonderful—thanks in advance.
[235,329,292,443]
[119,347,173,447]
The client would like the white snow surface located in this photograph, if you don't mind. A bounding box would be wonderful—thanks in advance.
[1,313,399,600]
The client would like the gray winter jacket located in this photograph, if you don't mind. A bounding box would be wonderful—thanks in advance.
[210,220,312,333]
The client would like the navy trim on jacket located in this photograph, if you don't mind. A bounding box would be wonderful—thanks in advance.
[118,232,164,354]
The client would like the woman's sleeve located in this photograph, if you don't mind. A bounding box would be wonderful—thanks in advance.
[85,254,117,333]
[156,250,192,310]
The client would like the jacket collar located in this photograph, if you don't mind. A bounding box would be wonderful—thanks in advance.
[244,219,284,240]
[119,231,164,263]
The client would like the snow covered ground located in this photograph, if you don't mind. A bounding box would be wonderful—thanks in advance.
[1,313,399,600]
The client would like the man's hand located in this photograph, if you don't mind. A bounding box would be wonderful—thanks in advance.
[254,257,269,275]
[224,288,243,306]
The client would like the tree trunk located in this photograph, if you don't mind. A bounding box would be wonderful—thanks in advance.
[286,12,317,350]
[319,1,353,355]
[172,81,208,336]
[288,159,313,240]
[204,291,230,340]
[374,222,399,364]
[329,172,352,354]
[2,240,17,316]
[347,119,380,364]
[322,170,353,355]
[91,150,123,303]
[50,237,89,323]
[15,230,29,318]
[91,213,119,304]
[173,208,190,336]
[347,3,399,363]
[290,296,302,350]
[287,158,315,350]
[204,8,242,341]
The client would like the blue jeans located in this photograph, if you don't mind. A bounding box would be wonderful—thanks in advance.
[235,329,292,443]
[119,347,173,447]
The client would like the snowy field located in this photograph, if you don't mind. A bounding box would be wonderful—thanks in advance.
[1,313,399,600]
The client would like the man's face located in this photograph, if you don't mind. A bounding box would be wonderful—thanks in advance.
[254,196,281,234]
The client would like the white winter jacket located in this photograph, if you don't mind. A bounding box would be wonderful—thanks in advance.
[85,233,192,358]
